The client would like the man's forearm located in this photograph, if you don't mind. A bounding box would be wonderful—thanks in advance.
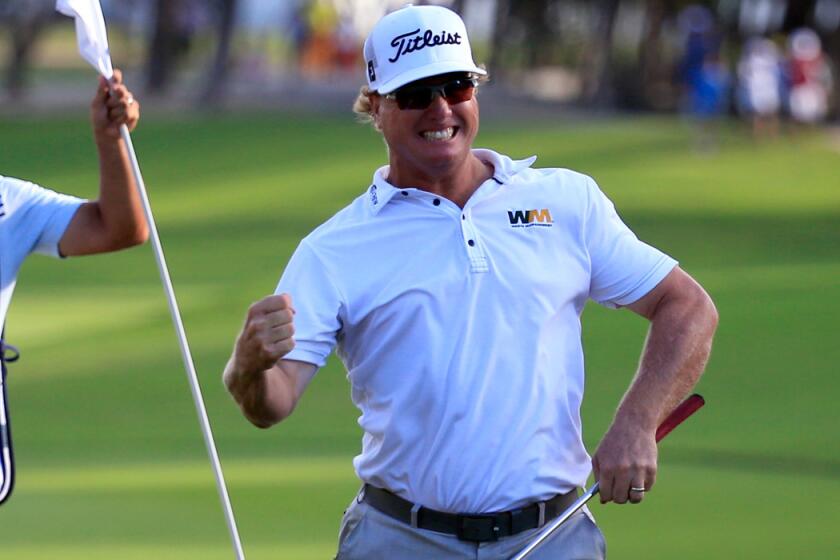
[93,136,147,247]
[223,359,298,429]
[616,280,718,429]
[592,270,717,504]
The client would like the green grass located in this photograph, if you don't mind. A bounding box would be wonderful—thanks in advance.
[1,110,838,558]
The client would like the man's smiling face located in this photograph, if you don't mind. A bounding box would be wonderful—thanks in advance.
[372,73,480,184]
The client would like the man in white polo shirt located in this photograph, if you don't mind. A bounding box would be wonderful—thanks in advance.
[224,5,718,559]
[1,70,147,505]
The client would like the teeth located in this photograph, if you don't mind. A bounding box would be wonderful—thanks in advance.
[423,127,454,141]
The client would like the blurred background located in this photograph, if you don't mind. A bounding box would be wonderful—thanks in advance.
[0,0,838,559]
[1,0,839,122]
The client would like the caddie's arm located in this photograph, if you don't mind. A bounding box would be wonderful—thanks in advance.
[223,293,317,429]
[592,266,718,505]
[59,69,148,256]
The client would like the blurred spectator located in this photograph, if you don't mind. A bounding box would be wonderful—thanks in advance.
[678,5,717,89]
[737,37,783,138]
[678,5,730,151]
[290,2,311,71]
[334,15,360,72]
[300,0,339,77]
[786,28,833,124]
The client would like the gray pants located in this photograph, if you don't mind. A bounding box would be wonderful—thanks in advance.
[335,495,606,560]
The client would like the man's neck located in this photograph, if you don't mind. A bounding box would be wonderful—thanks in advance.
[386,153,494,208]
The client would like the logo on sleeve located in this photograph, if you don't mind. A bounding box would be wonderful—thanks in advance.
[507,208,553,228]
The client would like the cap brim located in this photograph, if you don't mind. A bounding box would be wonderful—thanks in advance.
[375,61,487,94]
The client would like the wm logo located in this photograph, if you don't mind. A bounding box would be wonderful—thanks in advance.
[507,208,553,227]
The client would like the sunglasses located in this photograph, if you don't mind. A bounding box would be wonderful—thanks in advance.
[385,77,478,110]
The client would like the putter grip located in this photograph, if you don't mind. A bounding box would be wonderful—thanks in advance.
[510,393,706,560]
[654,393,705,442]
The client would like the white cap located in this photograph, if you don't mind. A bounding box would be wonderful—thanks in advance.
[363,4,486,94]
[790,28,821,61]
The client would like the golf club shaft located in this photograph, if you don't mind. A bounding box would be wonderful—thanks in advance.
[511,394,705,560]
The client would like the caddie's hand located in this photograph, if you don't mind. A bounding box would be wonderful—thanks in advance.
[91,68,140,140]
[592,420,657,505]
[233,294,296,375]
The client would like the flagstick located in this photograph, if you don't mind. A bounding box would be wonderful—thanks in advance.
[55,2,245,554]
[120,126,246,560]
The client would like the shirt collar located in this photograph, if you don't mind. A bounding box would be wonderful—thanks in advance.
[472,149,537,183]
[366,149,537,215]
[366,166,404,215]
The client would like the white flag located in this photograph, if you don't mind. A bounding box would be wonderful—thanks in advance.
[56,0,114,79]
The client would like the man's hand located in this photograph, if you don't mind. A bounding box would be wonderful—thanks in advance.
[592,267,717,505]
[91,69,139,141]
[232,294,296,376]
[224,294,316,429]
[592,419,657,505]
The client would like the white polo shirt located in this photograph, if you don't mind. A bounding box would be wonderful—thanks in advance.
[0,176,84,333]
[276,149,677,513]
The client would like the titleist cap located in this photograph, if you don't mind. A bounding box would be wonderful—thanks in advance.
[364,4,486,94]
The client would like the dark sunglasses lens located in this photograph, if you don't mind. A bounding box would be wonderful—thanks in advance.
[396,88,434,110]
[443,80,475,104]
[395,79,476,110]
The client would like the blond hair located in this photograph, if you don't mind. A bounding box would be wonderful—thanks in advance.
[352,85,380,130]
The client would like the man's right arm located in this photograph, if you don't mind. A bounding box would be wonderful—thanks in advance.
[59,70,148,257]
[223,293,316,428]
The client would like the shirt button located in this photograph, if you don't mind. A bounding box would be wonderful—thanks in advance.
[468,239,475,247]
[401,191,409,196]
[433,198,441,206]
[462,214,465,220]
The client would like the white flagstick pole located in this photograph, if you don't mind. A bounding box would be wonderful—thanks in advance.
[119,127,246,560]
[55,1,245,556]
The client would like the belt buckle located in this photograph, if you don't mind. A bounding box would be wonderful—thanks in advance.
[456,514,500,542]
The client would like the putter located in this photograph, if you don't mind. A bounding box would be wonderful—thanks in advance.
[511,394,706,560]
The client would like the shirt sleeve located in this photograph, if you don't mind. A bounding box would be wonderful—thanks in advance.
[584,177,677,308]
[6,177,84,258]
[275,239,344,368]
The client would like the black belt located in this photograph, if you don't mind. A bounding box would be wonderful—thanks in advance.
[361,484,579,543]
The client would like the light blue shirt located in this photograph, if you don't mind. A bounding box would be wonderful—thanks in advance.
[0,176,84,333]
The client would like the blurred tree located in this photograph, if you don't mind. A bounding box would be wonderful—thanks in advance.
[488,0,512,82]
[636,0,672,109]
[519,0,554,68]
[1,0,55,99]
[200,0,238,105]
[146,0,189,93]
[487,0,554,80]
[450,0,466,15]
[582,0,620,107]
[621,0,714,110]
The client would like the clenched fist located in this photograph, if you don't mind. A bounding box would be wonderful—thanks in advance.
[233,293,296,375]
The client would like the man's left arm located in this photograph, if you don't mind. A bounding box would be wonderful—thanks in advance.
[592,266,718,505]
[59,69,148,257]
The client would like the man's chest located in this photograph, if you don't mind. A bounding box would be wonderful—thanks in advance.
[333,209,591,329]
